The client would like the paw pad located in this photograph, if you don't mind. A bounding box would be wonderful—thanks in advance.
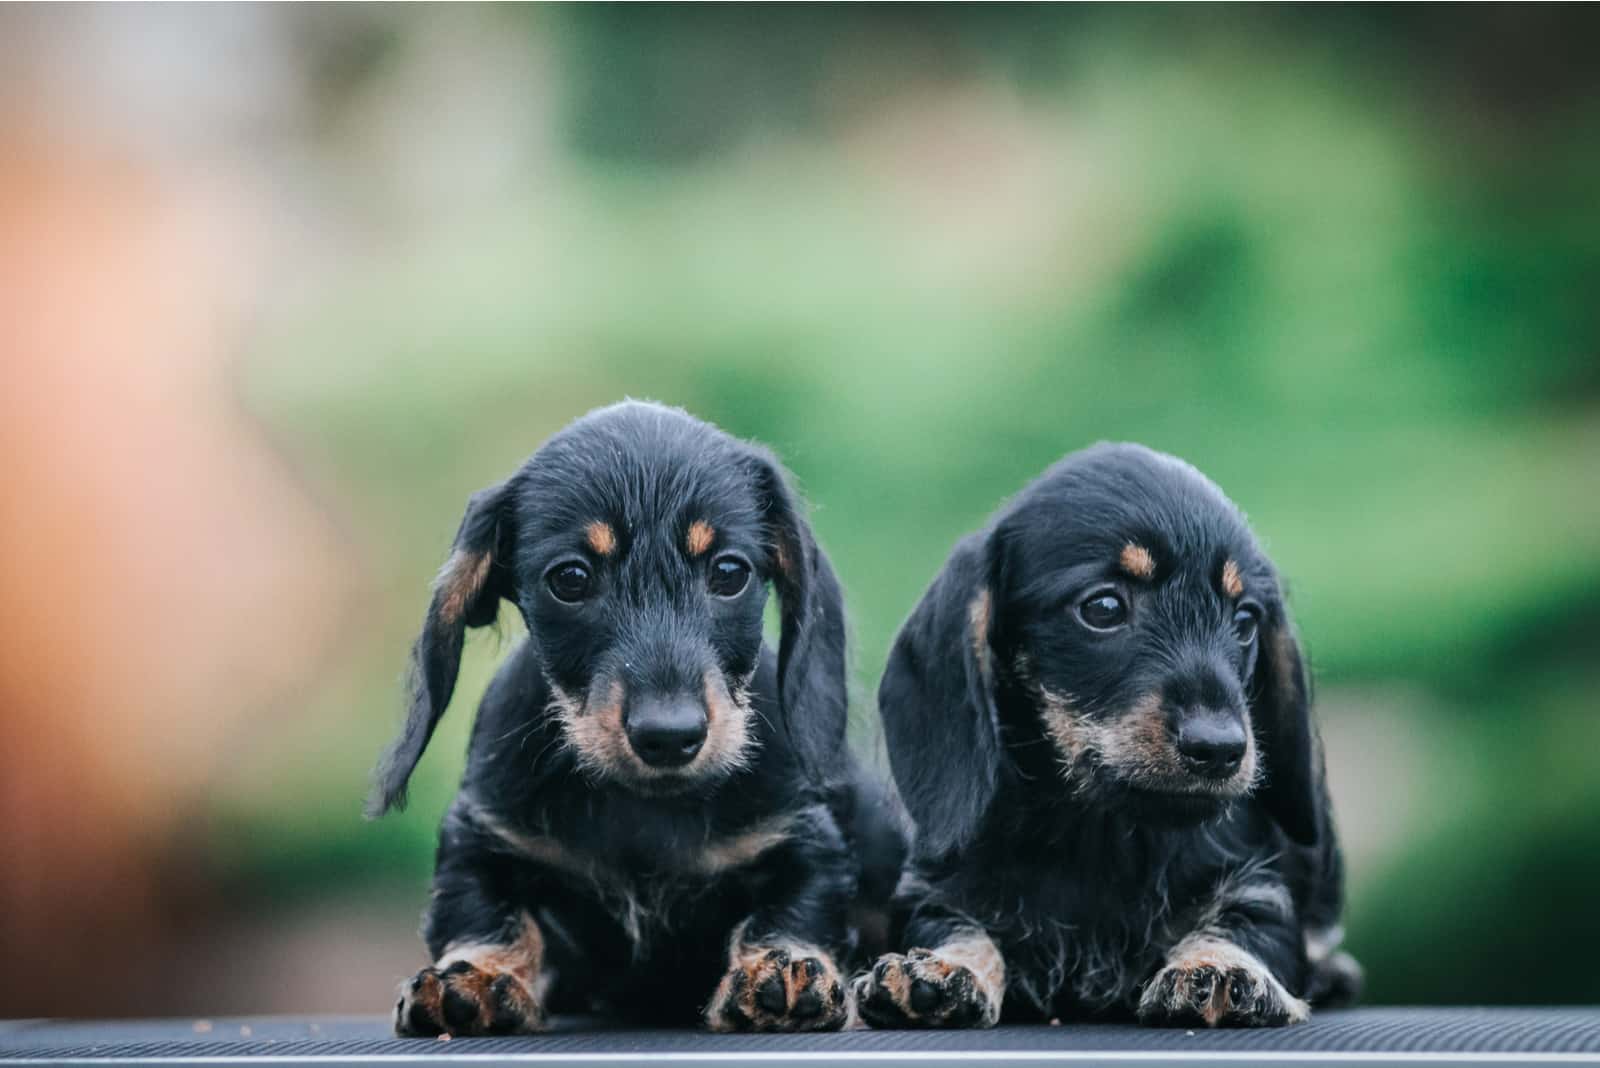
[1139,955,1308,1028]
[394,962,542,1037]
[706,945,848,1032]
[854,949,1001,1029]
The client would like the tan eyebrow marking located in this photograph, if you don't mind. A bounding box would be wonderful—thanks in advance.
[1221,558,1244,598]
[687,519,715,557]
[1119,542,1156,580]
[585,521,617,556]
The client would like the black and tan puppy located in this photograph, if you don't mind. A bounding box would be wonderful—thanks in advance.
[370,401,900,1035]
[855,443,1360,1029]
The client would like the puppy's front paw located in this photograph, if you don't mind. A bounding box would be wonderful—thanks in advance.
[394,962,543,1037]
[1138,941,1308,1028]
[705,944,848,1032]
[854,948,1001,1029]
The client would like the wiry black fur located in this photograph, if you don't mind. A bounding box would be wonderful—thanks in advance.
[864,443,1358,1028]
[370,401,904,1033]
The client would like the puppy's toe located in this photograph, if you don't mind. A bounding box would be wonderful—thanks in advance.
[1139,946,1307,1029]
[706,945,848,1032]
[394,964,543,1037]
[1217,965,1300,1027]
[854,949,1001,1029]
[395,970,447,1037]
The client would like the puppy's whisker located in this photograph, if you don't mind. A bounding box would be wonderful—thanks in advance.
[525,731,567,772]
[497,718,541,748]
[749,704,778,736]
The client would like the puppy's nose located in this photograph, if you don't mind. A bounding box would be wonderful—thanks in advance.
[625,696,707,768]
[1175,711,1247,778]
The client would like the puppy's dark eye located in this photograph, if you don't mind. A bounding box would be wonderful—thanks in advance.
[546,562,593,604]
[1233,606,1260,646]
[707,554,751,598]
[1077,590,1128,631]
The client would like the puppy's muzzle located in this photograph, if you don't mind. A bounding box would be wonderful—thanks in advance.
[624,694,708,769]
[1174,708,1247,780]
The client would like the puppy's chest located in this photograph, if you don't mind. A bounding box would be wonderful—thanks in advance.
[948,859,1214,1013]
[477,804,791,938]
[566,834,781,896]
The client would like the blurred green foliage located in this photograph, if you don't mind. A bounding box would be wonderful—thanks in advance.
[229,7,1598,1005]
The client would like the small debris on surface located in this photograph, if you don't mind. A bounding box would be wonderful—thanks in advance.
[308,1023,321,1034]
[436,1034,453,1042]
[1186,1030,1196,1037]
[239,1026,252,1037]
[1049,1018,1062,1027]
[191,1021,212,1034]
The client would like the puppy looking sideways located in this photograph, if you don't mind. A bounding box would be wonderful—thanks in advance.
[856,443,1360,1029]
[370,401,902,1035]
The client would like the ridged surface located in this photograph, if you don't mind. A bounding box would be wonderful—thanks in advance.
[4,1008,1600,1060]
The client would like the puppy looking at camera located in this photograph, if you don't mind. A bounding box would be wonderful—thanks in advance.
[856,443,1360,1029]
[370,401,901,1035]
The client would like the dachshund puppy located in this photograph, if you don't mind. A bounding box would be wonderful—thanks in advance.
[856,443,1360,1029]
[371,401,901,1035]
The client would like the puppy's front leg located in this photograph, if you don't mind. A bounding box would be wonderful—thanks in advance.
[395,862,548,1037]
[704,826,852,1032]
[1139,880,1309,1028]
[854,913,1005,1029]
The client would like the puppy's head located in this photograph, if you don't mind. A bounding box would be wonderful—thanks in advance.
[367,401,847,812]
[881,443,1323,857]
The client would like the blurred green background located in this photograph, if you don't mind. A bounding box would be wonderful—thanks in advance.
[243,5,1600,1008]
[5,5,1595,1015]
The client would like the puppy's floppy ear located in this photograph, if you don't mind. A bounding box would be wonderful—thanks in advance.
[1251,598,1325,847]
[747,447,849,784]
[366,479,514,817]
[878,533,1003,859]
